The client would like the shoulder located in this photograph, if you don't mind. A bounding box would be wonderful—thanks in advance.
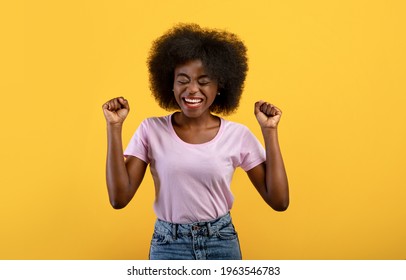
[220,118,261,146]
[221,118,251,134]
[140,114,171,128]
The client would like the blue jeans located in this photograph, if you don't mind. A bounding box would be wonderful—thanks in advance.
[149,213,242,260]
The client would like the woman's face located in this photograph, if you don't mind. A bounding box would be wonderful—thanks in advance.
[173,59,218,118]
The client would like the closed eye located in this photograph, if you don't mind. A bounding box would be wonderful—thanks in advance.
[198,77,212,85]
[177,80,189,85]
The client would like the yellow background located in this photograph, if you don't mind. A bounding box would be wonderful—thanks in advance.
[1,0,405,259]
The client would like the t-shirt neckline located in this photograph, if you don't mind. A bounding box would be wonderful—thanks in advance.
[168,113,224,147]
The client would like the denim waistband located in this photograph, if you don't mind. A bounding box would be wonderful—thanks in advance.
[154,212,232,239]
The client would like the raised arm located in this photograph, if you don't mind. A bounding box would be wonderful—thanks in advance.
[246,101,289,211]
[102,97,147,209]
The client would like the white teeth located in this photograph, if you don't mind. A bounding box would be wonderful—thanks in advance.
[184,98,203,103]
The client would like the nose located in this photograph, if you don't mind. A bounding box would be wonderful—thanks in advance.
[187,80,199,94]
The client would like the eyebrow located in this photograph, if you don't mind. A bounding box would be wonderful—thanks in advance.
[176,73,210,79]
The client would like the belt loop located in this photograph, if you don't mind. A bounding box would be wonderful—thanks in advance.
[207,222,213,237]
[172,224,178,240]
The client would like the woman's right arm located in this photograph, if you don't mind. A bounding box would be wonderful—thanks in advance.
[102,97,147,209]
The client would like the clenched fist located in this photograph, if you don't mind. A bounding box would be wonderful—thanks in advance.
[254,101,282,129]
[102,97,130,126]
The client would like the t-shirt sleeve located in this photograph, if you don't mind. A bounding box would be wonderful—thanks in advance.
[239,128,266,171]
[123,120,150,164]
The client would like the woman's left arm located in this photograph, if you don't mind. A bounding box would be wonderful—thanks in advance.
[246,101,289,211]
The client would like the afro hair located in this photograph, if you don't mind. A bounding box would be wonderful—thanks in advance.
[147,23,248,115]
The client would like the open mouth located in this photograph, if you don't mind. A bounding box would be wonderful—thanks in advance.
[183,98,203,107]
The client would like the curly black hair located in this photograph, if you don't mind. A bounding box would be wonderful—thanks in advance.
[147,23,248,115]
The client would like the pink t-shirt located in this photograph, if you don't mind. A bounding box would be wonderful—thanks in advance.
[124,114,265,224]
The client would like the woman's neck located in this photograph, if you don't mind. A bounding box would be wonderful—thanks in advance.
[173,111,219,129]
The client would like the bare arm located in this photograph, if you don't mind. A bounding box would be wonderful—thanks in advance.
[246,101,289,211]
[103,97,147,209]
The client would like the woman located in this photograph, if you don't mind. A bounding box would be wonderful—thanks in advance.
[102,23,289,260]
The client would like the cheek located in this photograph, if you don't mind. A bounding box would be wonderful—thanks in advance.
[173,89,184,103]
[173,84,186,93]
[207,88,219,99]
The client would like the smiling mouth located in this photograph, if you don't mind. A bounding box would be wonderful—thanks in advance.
[183,98,203,107]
